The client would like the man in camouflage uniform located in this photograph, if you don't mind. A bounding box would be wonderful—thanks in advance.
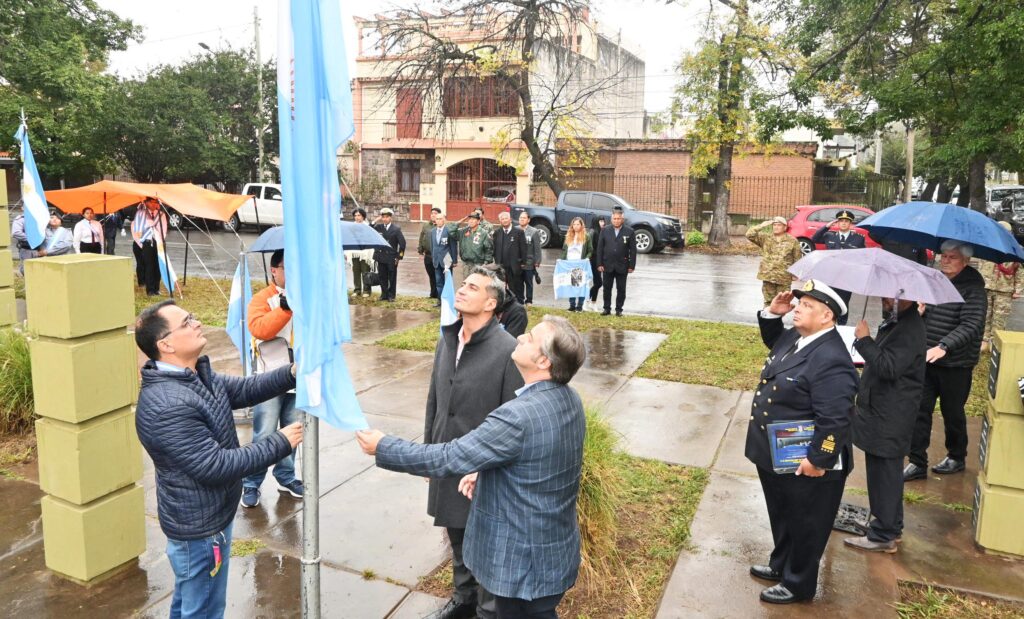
[747,216,803,305]
[458,212,494,280]
[978,221,1023,350]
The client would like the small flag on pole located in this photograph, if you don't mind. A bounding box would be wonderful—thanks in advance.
[13,114,48,249]
[440,269,457,333]
[226,258,253,375]
[156,235,178,295]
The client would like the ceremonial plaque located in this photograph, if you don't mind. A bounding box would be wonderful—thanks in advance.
[767,420,815,473]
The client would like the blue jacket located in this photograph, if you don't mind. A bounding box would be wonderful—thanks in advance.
[430,223,459,268]
[136,357,295,540]
[377,381,585,600]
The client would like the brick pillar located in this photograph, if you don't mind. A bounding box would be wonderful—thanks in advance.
[973,330,1024,557]
[25,254,146,582]
[0,167,15,325]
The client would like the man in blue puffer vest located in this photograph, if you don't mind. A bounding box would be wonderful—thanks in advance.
[134,300,303,619]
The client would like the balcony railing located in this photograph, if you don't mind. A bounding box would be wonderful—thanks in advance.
[382,121,434,141]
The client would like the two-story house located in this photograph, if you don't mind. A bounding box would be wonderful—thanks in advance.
[351,9,645,220]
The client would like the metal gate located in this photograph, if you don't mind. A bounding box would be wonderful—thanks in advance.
[446,158,517,219]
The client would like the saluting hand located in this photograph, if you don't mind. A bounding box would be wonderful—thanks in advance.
[768,291,795,316]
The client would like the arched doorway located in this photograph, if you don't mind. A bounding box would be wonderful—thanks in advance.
[446,158,517,219]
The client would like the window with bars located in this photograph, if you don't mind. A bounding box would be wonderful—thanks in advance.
[442,77,520,118]
[396,159,420,193]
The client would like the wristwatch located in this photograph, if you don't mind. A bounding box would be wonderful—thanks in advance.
[938,342,949,352]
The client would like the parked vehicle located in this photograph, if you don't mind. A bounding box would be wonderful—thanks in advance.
[228,183,284,231]
[483,184,517,203]
[786,204,881,255]
[511,190,684,254]
[985,185,1024,215]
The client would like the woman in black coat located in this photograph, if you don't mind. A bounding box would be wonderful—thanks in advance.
[847,299,926,553]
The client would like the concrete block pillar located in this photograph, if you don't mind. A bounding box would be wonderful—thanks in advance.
[0,203,15,327]
[25,254,146,582]
[973,330,1024,557]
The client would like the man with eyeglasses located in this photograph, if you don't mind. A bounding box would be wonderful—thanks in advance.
[134,300,303,618]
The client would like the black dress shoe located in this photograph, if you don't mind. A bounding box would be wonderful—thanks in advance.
[424,597,476,619]
[931,457,965,474]
[760,584,806,604]
[749,565,782,581]
[600,309,611,316]
[903,463,928,481]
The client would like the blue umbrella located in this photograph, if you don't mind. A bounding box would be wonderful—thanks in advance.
[858,201,1024,263]
[247,223,388,253]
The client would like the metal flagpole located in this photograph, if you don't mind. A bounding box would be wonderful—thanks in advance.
[301,411,320,618]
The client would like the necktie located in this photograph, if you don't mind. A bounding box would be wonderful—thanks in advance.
[778,340,799,363]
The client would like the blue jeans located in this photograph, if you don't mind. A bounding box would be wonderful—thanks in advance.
[167,522,233,619]
[243,393,299,489]
[569,296,585,310]
[522,269,535,303]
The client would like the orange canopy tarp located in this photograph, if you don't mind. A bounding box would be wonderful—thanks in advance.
[45,180,251,222]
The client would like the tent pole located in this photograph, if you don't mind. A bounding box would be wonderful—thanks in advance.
[183,226,190,284]
[252,196,269,284]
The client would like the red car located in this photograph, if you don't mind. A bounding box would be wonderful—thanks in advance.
[787,205,880,255]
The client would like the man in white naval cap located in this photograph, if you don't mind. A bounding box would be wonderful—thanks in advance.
[745,280,860,604]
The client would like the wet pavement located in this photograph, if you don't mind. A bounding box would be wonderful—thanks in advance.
[3,303,1022,617]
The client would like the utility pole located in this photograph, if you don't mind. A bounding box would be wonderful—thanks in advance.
[874,130,882,174]
[904,123,915,202]
[255,6,266,183]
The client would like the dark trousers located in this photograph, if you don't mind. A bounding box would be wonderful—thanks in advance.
[134,241,160,295]
[602,271,628,312]
[835,288,853,325]
[909,364,972,467]
[865,452,904,543]
[521,269,535,304]
[79,241,102,254]
[378,261,398,300]
[447,527,495,619]
[434,263,453,296]
[423,255,438,298]
[504,267,524,304]
[103,232,116,255]
[757,466,846,599]
[494,592,564,619]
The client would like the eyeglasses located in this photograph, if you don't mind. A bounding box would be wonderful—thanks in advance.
[160,313,199,339]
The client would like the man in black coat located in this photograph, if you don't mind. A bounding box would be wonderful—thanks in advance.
[809,210,866,325]
[372,207,407,302]
[491,211,528,304]
[747,281,859,604]
[905,241,987,481]
[595,207,637,316]
[845,299,926,553]
[423,266,524,619]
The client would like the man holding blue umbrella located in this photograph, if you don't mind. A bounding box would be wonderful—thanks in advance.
[905,241,987,481]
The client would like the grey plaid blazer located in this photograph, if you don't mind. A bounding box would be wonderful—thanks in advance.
[376,380,586,600]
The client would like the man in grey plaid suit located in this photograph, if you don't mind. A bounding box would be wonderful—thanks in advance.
[358,316,587,619]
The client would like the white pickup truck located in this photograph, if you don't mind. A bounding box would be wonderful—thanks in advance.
[226,183,284,231]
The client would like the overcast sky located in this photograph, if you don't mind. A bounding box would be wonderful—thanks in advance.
[99,0,706,113]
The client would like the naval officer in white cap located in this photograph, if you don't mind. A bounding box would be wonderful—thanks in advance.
[745,280,859,605]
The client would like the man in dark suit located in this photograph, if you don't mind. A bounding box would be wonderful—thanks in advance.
[809,210,865,324]
[595,207,637,316]
[357,316,588,619]
[746,280,859,604]
[844,298,926,554]
[420,267,522,619]
[492,211,528,304]
[430,211,459,307]
[372,207,406,302]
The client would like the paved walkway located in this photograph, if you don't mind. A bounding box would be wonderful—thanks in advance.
[2,305,1023,617]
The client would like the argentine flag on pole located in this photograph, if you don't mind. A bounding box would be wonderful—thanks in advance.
[13,114,48,249]
[439,268,457,334]
[226,258,253,375]
[277,0,365,429]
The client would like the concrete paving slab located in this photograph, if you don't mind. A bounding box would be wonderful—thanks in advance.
[350,305,436,344]
[0,478,43,562]
[569,368,628,406]
[357,364,433,420]
[263,465,448,586]
[387,591,448,618]
[582,328,666,375]
[343,343,433,393]
[604,378,740,467]
[138,547,410,619]
[712,391,755,476]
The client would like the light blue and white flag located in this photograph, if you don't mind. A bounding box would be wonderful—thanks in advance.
[440,269,457,333]
[226,258,253,375]
[553,259,593,299]
[13,117,48,249]
[277,0,365,429]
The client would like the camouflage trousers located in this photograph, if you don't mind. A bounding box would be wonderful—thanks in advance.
[761,281,791,305]
[985,290,1014,341]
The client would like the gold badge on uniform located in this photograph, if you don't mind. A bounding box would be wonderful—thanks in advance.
[821,434,835,454]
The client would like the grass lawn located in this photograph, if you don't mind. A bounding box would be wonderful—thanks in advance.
[895,581,1024,618]
[418,455,709,619]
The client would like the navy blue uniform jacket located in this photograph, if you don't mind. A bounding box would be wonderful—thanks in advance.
[745,314,859,476]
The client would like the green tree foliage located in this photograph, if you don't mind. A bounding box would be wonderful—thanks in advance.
[0,0,139,185]
[103,49,278,191]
